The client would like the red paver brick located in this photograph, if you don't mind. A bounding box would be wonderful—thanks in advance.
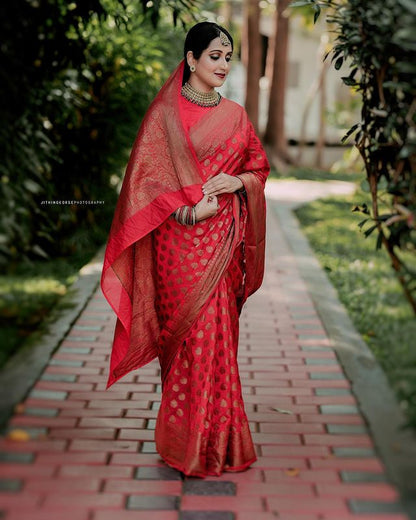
[237,482,314,496]
[261,445,330,457]
[284,351,337,359]
[238,514,291,520]
[59,464,132,478]
[259,423,325,433]
[117,429,155,441]
[252,433,302,445]
[86,400,150,409]
[52,352,103,362]
[69,439,139,452]
[205,468,264,483]
[289,365,344,373]
[79,417,146,428]
[24,398,88,409]
[69,391,132,400]
[303,434,373,447]
[35,452,108,465]
[256,386,312,397]
[309,457,385,471]
[292,379,351,388]
[109,453,163,466]
[316,482,398,499]
[295,395,356,405]
[257,403,319,414]
[59,407,124,417]
[43,491,124,508]
[49,428,116,439]
[300,414,364,424]
[77,375,110,383]
[246,412,297,423]
[5,511,90,520]
[266,496,349,515]
[35,381,95,392]
[0,439,67,452]
[24,477,102,492]
[263,469,340,483]
[103,479,182,494]
[252,380,291,387]
[321,515,408,520]
[93,512,178,520]
[0,492,42,508]
[0,464,56,478]
[245,395,294,405]
[10,416,77,428]
[45,366,100,375]
[124,410,160,419]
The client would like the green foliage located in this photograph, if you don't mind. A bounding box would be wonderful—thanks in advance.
[270,165,362,182]
[0,230,103,368]
[291,0,416,313]
[296,191,416,429]
[0,0,191,269]
[137,0,201,27]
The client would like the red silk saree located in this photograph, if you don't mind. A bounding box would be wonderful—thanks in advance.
[101,61,269,476]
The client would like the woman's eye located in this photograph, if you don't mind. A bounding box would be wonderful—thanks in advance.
[210,55,220,60]
[226,56,232,62]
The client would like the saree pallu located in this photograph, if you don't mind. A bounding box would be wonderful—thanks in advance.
[101,61,269,477]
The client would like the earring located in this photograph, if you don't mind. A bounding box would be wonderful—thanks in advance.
[190,65,196,72]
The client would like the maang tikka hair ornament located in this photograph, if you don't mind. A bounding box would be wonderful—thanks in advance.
[219,30,231,47]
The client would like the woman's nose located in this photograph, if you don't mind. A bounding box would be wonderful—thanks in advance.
[221,58,230,70]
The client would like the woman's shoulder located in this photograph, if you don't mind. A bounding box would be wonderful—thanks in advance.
[219,97,249,123]
[220,97,245,113]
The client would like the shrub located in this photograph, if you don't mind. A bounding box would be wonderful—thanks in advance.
[291,0,416,313]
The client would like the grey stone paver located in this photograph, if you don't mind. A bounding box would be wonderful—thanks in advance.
[183,480,236,496]
[126,495,179,510]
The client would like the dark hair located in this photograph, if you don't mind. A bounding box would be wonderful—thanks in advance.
[183,22,234,84]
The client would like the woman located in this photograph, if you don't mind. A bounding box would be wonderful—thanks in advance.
[101,21,269,477]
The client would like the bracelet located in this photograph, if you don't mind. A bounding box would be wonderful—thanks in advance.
[173,205,197,225]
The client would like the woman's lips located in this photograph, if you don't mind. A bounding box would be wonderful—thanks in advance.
[215,73,226,79]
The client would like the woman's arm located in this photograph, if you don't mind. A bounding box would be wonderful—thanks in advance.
[172,194,219,224]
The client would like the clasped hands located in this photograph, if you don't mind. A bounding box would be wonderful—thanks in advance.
[194,172,244,222]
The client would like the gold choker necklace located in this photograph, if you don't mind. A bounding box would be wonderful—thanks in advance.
[181,82,221,107]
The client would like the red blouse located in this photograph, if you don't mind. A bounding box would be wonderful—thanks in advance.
[179,93,217,131]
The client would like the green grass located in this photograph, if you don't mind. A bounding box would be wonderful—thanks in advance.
[270,165,363,183]
[295,190,416,429]
[0,227,106,369]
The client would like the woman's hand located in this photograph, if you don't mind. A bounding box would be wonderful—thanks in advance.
[194,194,219,222]
[202,172,243,197]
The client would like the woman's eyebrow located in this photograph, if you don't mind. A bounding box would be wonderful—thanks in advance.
[209,49,233,54]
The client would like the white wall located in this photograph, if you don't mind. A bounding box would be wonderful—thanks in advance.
[260,13,359,145]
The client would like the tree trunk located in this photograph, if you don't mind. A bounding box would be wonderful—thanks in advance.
[315,42,329,168]
[297,33,327,164]
[244,0,262,132]
[264,0,290,162]
[219,1,232,27]
[265,30,276,84]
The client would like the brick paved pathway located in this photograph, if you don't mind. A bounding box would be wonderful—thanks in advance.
[0,189,409,520]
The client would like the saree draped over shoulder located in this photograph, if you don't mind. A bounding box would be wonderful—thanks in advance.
[101,61,270,477]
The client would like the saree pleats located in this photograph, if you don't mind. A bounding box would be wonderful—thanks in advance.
[153,203,256,476]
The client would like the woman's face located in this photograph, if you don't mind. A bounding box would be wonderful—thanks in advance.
[187,37,233,92]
